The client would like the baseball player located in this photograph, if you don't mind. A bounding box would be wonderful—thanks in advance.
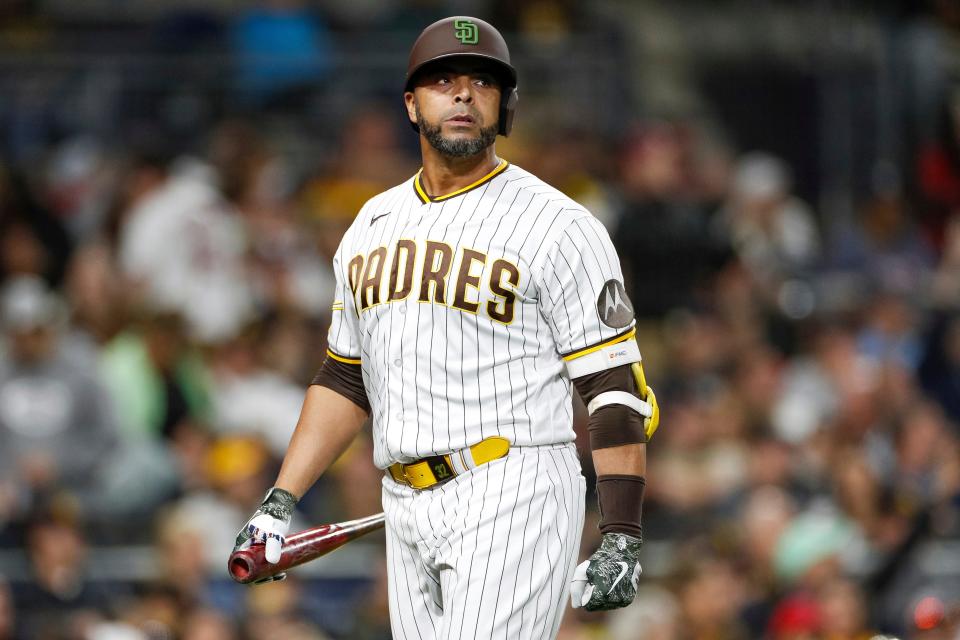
[232,16,660,638]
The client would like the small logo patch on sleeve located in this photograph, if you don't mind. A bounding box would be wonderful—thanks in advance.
[607,348,629,363]
[597,280,634,328]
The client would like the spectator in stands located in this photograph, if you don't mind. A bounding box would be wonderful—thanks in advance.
[930,215,960,307]
[674,556,750,640]
[893,401,959,507]
[773,504,861,589]
[740,486,797,590]
[0,276,119,512]
[827,186,935,300]
[856,293,925,372]
[243,152,336,318]
[0,163,72,287]
[613,123,732,317]
[206,320,304,458]
[14,499,111,639]
[816,576,874,640]
[64,240,123,347]
[716,152,821,286]
[117,148,253,344]
[919,313,960,424]
[99,310,210,442]
[42,135,117,241]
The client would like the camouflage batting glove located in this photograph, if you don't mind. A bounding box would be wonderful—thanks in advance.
[570,533,642,611]
[233,487,297,580]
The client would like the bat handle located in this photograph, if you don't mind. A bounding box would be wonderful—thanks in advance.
[227,512,386,584]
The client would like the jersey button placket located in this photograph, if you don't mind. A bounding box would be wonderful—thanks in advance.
[393,355,403,419]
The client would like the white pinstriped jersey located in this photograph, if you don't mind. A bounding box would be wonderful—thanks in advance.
[326,160,637,469]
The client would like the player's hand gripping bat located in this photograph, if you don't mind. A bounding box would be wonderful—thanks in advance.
[228,512,385,584]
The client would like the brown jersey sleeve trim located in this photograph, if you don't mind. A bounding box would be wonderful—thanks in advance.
[311,355,370,413]
[572,364,648,449]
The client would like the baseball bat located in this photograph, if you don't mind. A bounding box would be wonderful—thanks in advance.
[228,512,385,584]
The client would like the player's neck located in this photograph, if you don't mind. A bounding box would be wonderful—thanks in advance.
[418,144,500,199]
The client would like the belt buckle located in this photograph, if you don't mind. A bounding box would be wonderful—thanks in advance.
[389,463,409,486]
[402,465,418,487]
[402,460,436,489]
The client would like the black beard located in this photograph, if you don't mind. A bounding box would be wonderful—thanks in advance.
[416,104,498,158]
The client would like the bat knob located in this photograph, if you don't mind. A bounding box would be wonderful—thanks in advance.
[228,552,256,582]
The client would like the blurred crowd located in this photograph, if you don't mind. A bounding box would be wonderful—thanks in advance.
[3,1,960,639]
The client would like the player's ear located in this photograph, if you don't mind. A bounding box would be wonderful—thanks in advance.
[404,92,418,127]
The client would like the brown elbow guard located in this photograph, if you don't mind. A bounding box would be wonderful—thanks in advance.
[311,353,370,413]
[573,365,647,450]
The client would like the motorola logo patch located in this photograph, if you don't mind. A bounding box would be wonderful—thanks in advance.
[596,280,633,328]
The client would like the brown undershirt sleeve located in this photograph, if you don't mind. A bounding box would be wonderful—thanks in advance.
[311,355,370,413]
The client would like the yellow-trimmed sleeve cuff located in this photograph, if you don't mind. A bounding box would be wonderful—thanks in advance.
[562,328,641,378]
[326,349,361,365]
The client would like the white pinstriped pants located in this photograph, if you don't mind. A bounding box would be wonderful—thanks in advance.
[381,443,586,640]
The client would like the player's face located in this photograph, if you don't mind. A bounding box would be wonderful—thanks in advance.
[405,60,501,158]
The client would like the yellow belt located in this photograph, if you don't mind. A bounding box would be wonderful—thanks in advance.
[388,436,511,490]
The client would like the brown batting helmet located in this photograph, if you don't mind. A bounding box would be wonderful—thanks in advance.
[405,16,518,137]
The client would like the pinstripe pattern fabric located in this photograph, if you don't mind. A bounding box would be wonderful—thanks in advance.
[382,444,585,639]
[325,164,633,469]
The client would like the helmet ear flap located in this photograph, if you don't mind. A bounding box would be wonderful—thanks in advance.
[498,87,518,137]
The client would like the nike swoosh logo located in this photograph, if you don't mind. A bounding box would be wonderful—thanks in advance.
[608,562,630,595]
[370,212,391,225]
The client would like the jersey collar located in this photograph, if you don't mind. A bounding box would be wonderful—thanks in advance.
[413,159,509,204]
